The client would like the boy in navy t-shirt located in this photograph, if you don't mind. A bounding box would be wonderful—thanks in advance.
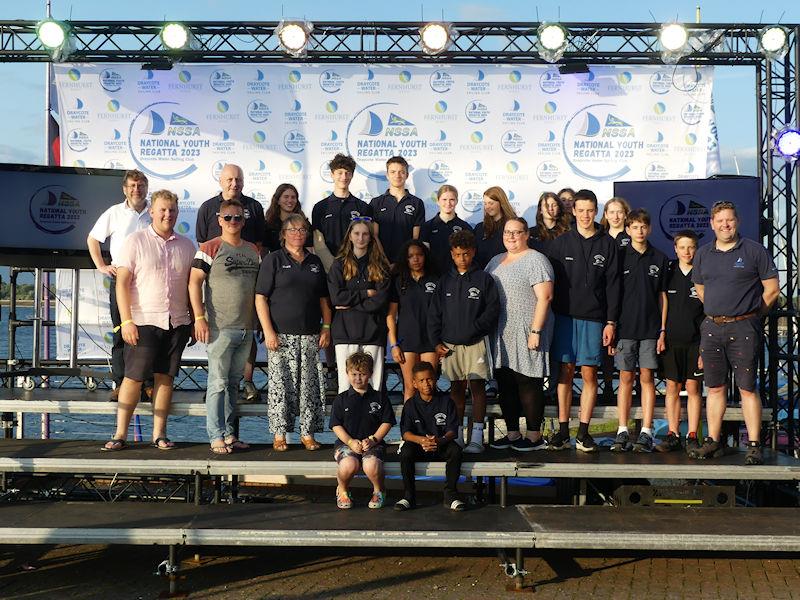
[396,361,466,512]
[330,352,396,510]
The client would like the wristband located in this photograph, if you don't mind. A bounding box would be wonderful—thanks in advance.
[113,319,134,333]
[195,315,207,321]
[530,329,541,335]
[606,321,616,326]
[321,323,331,329]
[369,435,377,443]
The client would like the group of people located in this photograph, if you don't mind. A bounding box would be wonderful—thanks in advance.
[87,153,778,510]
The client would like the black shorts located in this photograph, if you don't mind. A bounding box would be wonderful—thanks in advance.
[660,342,703,383]
[699,317,761,392]
[123,324,191,381]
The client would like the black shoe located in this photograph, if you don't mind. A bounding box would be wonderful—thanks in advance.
[511,437,547,452]
[610,430,632,452]
[656,432,682,453]
[688,436,724,460]
[685,434,700,455]
[394,498,415,511]
[575,433,597,453]
[744,442,763,465]
[489,435,515,450]
[632,431,655,453]
[547,430,571,451]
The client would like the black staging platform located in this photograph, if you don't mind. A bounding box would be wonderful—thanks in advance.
[0,438,798,481]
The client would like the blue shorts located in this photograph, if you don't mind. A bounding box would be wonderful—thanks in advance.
[551,314,604,367]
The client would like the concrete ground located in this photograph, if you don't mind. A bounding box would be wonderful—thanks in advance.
[2,543,800,599]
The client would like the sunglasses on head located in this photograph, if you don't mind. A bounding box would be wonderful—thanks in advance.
[351,216,373,223]
[221,214,244,222]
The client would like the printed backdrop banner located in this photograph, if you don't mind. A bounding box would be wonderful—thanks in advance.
[53,63,719,360]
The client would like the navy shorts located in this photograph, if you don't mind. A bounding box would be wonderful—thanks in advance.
[699,317,760,392]
[552,314,604,367]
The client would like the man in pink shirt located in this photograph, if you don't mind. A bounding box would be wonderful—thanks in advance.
[102,190,196,451]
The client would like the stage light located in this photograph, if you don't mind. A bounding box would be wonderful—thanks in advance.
[760,25,789,59]
[660,23,688,52]
[774,127,800,160]
[419,23,453,55]
[36,19,68,49]
[536,23,568,64]
[161,23,192,50]
[276,20,312,57]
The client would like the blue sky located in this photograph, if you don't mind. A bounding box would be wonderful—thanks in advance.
[1,1,798,174]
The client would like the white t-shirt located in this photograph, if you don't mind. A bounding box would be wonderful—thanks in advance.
[88,200,152,265]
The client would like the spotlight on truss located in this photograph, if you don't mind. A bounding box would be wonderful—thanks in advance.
[536,22,568,63]
[419,22,454,55]
[36,19,75,61]
[759,25,789,59]
[773,127,800,161]
[659,23,691,64]
[276,20,313,58]
[160,23,198,51]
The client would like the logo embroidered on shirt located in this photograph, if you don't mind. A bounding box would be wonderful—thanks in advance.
[565,256,574,261]
[689,286,698,298]
[324,213,333,219]
[350,210,362,219]
[452,225,462,232]
[620,238,630,246]
[369,402,381,414]
[648,265,660,277]
[425,282,437,293]
[281,264,292,269]
[592,254,606,267]
[309,264,320,273]
[467,287,481,300]
[243,208,251,219]
[380,207,388,212]
[404,205,415,215]
[733,257,745,269]
[434,413,447,426]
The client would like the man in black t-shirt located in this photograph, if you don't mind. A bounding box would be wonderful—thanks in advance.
[657,230,704,454]
[395,362,466,512]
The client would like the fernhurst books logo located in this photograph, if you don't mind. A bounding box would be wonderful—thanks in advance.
[128,101,205,180]
[29,185,87,234]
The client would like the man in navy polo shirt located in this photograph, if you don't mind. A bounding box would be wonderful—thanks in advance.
[690,201,778,465]
[311,153,374,271]
[370,156,426,264]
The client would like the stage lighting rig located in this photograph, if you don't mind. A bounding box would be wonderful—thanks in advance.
[419,22,454,55]
[759,25,789,59]
[160,22,198,51]
[276,20,313,57]
[536,22,568,63]
[773,127,800,161]
[659,23,691,63]
[36,19,75,61]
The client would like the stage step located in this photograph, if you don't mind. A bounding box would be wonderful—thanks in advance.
[0,388,771,422]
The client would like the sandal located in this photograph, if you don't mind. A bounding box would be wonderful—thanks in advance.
[101,438,126,452]
[273,437,288,452]
[152,437,176,450]
[210,442,231,455]
[336,487,353,509]
[368,490,386,509]
[301,435,321,451]
[225,438,250,452]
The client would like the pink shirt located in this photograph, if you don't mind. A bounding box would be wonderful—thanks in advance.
[117,225,196,329]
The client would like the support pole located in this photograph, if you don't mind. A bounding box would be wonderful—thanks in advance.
[514,547,526,591]
[500,476,508,508]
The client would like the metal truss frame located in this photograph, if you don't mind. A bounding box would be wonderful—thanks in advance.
[0,20,796,450]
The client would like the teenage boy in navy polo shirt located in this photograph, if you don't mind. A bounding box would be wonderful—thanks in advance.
[657,230,704,454]
[395,361,466,512]
[428,229,500,454]
[370,156,426,264]
[330,352,395,510]
[311,154,374,271]
[609,209,669,453]
[420,185,473,274]
[546,189,620,452]
[690,201,778,465]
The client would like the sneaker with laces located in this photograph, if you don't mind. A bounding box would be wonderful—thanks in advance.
[489,435,516,450]
[547,430,571,451]
[368,490,386,509]
[688,436,724,459]
[632,431,654,453]
[610,430,632,452]
[511,437,547,452]
[685,434,700,455]
[463,440,484,454]
[576,433,598,453]
[744,442,763,465]
[656,432,682,453]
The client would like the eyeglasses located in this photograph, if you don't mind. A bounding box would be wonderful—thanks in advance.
[351,216,373,223]
[503,230,527,237]
[221,214,244,222]
[285,227,308,235]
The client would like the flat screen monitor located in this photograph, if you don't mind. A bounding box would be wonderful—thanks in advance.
[0,163,126,268]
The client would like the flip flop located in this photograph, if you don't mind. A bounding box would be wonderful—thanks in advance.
[225,438,250,452]
[210,443,231,454]
[152,437,176,450]
[101,438,126,452]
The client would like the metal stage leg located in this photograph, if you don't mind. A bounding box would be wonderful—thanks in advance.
[213,476,221,504]
[230,475,239,503]
[500,476,508,508]
[514,548,527,592]
[488,476,496,504]
[194,472,202,506]
[577,479,587,506]
[158,544,187,599]
[488,417,495,443]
